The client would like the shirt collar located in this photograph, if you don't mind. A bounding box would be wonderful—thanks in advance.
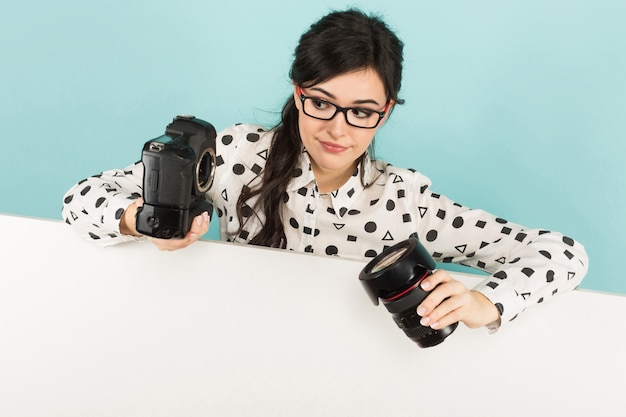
[287,149,379,219]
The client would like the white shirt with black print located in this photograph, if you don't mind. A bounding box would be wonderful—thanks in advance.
[62,123,589,326]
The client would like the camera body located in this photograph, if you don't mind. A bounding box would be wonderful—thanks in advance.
[359,238,458,348]
[136,115,217,239]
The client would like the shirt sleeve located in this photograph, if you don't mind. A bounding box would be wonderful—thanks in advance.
[412,182,589,325]
[61,162,144,246]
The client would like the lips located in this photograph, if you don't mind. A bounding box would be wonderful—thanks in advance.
[319,140,348,153]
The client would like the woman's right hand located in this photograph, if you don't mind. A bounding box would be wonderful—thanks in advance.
[120,199,211,251]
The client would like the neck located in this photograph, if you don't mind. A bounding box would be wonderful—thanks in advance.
[312,161,358,194]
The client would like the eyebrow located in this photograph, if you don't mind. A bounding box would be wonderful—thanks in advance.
[309,86,381,106]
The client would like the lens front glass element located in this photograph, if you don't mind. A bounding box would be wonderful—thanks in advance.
[370,246,407,274]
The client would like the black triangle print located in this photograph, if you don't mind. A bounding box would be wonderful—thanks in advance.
[221,189,228,202]
[392,174,404,183]
[257,149,268,160]
[521,292,531,300]
[495,257,506,264]
[567,272,576,280]
[333,223,345,230]
[382,231,394,241]
[418,207,428,218]
[455,244,467,254]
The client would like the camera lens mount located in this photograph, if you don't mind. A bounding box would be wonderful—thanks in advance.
[196,147,216,193]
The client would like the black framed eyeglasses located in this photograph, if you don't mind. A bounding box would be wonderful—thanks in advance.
[297,85,391,129]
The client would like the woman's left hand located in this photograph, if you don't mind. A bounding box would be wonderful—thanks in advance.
[416,270,500,330]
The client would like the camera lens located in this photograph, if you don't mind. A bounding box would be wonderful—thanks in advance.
[359,238,458,348]
[196,147,216,193]
[370,246,407,273]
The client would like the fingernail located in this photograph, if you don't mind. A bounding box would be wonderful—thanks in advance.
[417,307,426,316]
[431,321,440,329]
[420,316,430,326]
[203,211,210,222]
[189,233,197,241]
[421,280,431,290]
[196,216,203,226]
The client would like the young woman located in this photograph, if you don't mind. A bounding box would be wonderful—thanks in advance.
[62,9,588,333]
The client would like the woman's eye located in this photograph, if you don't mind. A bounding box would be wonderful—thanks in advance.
[351,108,374,119]
[312,99,330,110]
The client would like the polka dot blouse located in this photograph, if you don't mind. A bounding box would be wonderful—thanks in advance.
[62,123,589,326]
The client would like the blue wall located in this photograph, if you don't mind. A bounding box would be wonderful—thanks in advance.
[1,1,624,294]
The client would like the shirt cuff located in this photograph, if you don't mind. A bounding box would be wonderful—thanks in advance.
[473,277,525,325]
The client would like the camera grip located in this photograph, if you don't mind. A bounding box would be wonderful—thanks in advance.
[136,200,213,239]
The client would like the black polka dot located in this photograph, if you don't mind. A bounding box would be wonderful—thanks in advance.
[546,270,555,282]
[364,222,377,233]
[246,133,260,142]
[495,303,504,315]
[89,232,101,240]
[222,135,233,145]
[364,249,377,258]
[494,271,507,279]
[64,194,73,204]
[325,245,338,256]
[95,197,106,208]
[539,250,552,259]
[386,200,395,211]
[426,230,438,242]
[452,216,464,228]
[80,186,91,196]
[563,236,574,246]
[293,168,303,178]
[233,164,245,175]
[114,208,124,220]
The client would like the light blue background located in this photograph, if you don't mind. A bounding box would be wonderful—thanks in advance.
[1,1,624,293]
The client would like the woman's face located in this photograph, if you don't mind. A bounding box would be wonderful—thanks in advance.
[293,68,391,191]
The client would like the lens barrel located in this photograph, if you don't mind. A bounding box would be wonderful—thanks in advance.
[359,238,458,348]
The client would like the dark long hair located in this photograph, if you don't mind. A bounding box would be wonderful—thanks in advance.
[236,8,405,248]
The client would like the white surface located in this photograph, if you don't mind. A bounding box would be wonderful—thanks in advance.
[0,213,624,417]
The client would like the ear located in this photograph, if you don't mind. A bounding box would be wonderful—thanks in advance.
[292,83,301,110]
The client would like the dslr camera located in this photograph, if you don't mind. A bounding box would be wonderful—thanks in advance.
[136,115,217,239]
[359,238,458,348]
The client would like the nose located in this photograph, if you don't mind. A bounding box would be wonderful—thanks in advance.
[326,109,349,138]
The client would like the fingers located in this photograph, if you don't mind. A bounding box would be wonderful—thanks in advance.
[148,211,210,251]
[416,271,501,329]
[416,271,469,330]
